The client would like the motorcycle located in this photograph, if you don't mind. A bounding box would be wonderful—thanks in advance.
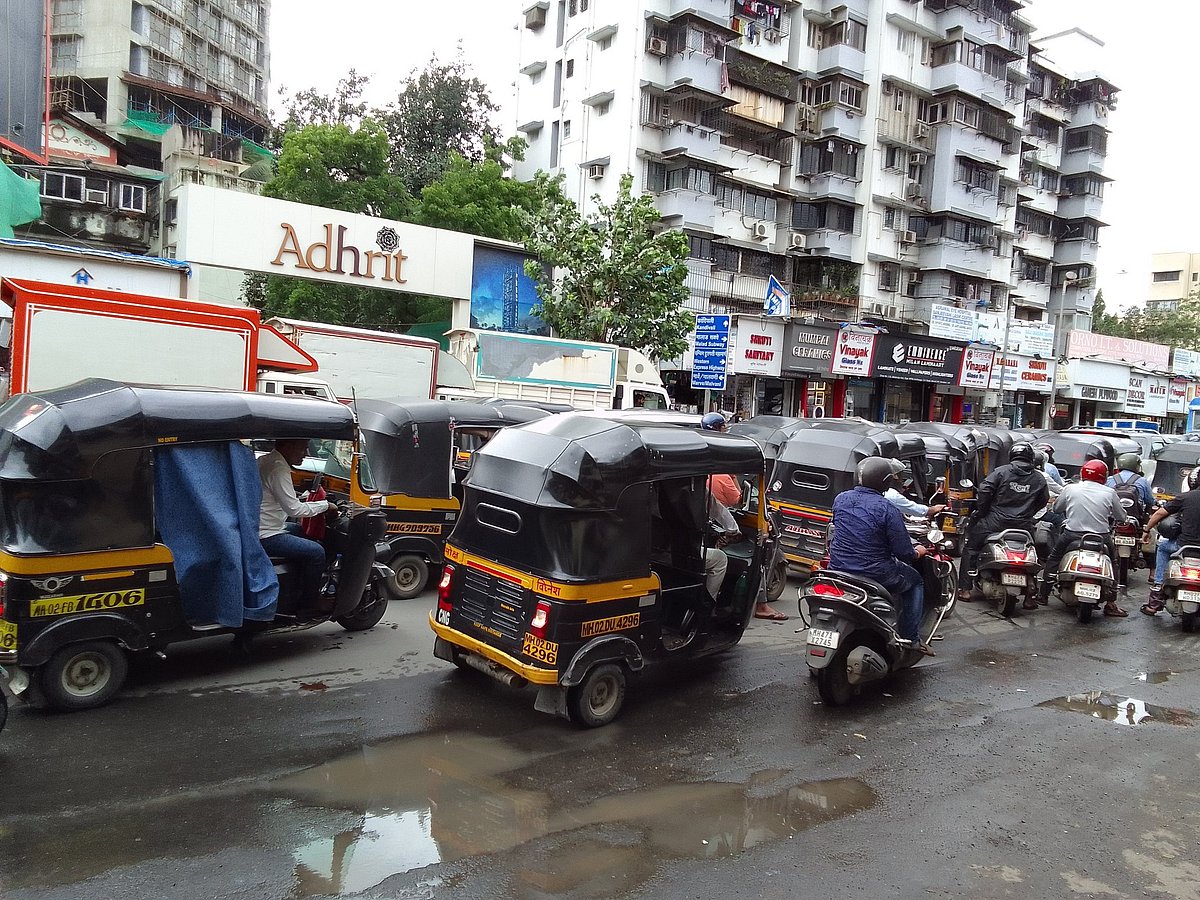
[1161,544,1200,633]
[802,521,957,706]
[1052,533,1117,623]
[976,528,1041,617]
[1112,498,1149,587]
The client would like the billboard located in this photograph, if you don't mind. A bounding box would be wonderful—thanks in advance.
[0,1,50,163]
[469,245,548,336]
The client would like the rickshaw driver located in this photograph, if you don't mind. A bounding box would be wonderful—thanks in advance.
[705,488,741,600]
[259,439,332,612]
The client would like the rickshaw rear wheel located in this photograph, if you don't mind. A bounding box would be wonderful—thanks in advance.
[567,663,626,728]
[385,554,430,600]
[767,561,789,602]
[336,584,389,632]
[39,640,127,712]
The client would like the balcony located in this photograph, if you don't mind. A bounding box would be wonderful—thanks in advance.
[919,239,997,276]
[168,166,263,195]
[1054,240,1099,267]
[656,120,724,159]
[802,229,856,260]
[1068,102,1112,131]
[930,63,998,100]
[658,47,725,96]
[796,173,859,204]
[814,104,866,144]
[1017,182,1058,217]
[1026,95,1070,124]
[1058,147,1106,177]
[1011,279,1051,310]
[1014,229,1055,262]
[653,188,718,227]
[931,181,1001,222]
[816,43,866,77]
[648,0,736,32]
[1056,192,1105,222]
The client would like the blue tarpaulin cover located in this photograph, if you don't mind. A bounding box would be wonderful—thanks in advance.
[153,442,278,626]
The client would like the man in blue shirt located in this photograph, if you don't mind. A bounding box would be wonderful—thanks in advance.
[827,457,933,656]
[1034,443,1065,487]
[1106,453,1154,515]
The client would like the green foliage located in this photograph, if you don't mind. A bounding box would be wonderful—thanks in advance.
[1090,290,1122,336]
[522,173,694,360]
[275,69,370,141]
[1091,288,1200,349]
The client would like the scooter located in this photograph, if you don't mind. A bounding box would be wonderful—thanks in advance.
[1160,544,1200,633]
[977,529,1041,617]
[1052,533,1117,624]
[802,523,957,706]
[1112,499,1144,587]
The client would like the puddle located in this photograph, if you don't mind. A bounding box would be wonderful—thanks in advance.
[1037,692,1196,727]
[1137,671,1176,684]
[277,731,877,897]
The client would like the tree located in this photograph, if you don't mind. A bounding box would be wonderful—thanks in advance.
[1091,290,1122,336]
[522,173,694,360]
[377,53,501,194]
[275,69,370,140]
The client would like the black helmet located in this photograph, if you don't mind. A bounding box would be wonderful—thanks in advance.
[1033,441,1055,461]
[701,412,727,431]
[857,457,898,492]
[1116,452,1142,474]
[1010,442,1035,464]
[1033,449,1048,469]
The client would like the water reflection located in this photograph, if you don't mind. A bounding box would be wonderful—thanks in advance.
[1037,691,1195,727]
[277,731,878,898]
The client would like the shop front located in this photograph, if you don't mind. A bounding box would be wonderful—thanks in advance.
[1166,378,1190,433]
[830,327,879,419]
[781,323,839,417]
[1053,358,1130,428]
[987,353,1056,429]
[724,316,787,419]
[1126,371,1169,426]
[867,331,973,425]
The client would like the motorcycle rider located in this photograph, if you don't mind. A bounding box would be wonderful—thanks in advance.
[1039,459,1129,616]
[1035,449,1063,499]
[882,459,946,520]
[1141,467,1200,615]
[1107,452,1154,518]
[827,457,933,657]
[1034,442,1065,486]
[958,442,1049,604]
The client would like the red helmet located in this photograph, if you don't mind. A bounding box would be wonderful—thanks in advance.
[1080,459,1108,484]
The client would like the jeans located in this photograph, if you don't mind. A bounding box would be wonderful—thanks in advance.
[262,525,327,609]
[890,560,924,644]
[1155,538,1180,586]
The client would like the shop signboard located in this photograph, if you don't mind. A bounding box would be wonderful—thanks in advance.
[1168,379,1189,415]
[830,329,877,377]
[691,314,730,391]
[870,332,965,386]
[1066,330,1170,369]
[1006,321,1055,358]
[1173,348,1200,377]
[987,354,1055,393]
[958,346,996,389]
[732,317,784,377]
[1127,373,1169,416]
[781,324,836,374]
[929,306,1003,345]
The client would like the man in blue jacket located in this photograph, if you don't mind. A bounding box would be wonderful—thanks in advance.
[828,457,933,657]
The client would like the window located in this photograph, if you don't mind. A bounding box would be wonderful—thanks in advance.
[118,184,147,212]
[883,207,903,230]
[807,21,823,49]
[879,263,900,291]
[813,77,865,111]
[566,58,575,78]
[820,18,866,51]
[896,26,914,53]
[954,158,996,193]
[687,233,715,261]
[41,172,84,202]
[84,177,110,204]
[668,166,715,193]
[883,146,902,171]
[798,139,860,179]
[1065,128,1107,154]
[562,119,572,139]
[645,161,667,193]
[1153,271,1182,283]
[553,60,562,105]
[549,120,560,167]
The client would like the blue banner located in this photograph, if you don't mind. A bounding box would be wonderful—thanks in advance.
[764,275,790,317]
[691,314,729,391]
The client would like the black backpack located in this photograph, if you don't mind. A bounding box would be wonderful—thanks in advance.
[1112,472,1146,521]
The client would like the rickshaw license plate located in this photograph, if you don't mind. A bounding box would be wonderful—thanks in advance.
[0,619,15,651]
[1178,589,1200,603]
[1001,573,1026,587]
[807,628,839,649]
[521,633,558,665]
[1115,536,1137,546]
[1075,582,1102,600]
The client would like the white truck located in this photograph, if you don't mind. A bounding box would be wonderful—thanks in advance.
[448,328,669,411]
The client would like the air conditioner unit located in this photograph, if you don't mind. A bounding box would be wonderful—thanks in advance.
[913,122,929,139]
[647,36,668,56]
[900,229,918,244]
[788,232,807,250]
[867,301,897,318]
[905,183,925,201]
[752,222,771,240]
[587,163,606,179]
[85,188,108,204]
[907,271,921,285]
[982,233,998,249]
[910,152,928,165]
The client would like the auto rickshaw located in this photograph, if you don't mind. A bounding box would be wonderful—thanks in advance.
[1150,442,1200,503]
[1033,434,1116,481]
[352,399,553,599]
[767,422,929,571]
[427,413,769,727]
[897,423,983,553]
[0,379,390,711]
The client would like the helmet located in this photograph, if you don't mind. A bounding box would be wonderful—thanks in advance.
[1081,459,1108,484]
[1033,449,1048,469]
[1116,452,1143,474]
[1188,467,1200,492]
[857,457,898,492]
[1033,441,1055,461]
[1010,442,1035,464]
[701,412,727,431]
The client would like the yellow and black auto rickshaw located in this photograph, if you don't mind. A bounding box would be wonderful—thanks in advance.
[0,379,389,712]
[897,422,983,553]
[427,412,769,727]
[351,399,555,599]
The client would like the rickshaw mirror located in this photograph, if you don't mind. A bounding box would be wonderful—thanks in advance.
[959,479,974,489]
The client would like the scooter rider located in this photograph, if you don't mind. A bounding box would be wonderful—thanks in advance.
[1107,452,1153,519]
[1034,442,1065,486]
[1039,459,1128,616]
[958,442,1049,602]
[1141,467,1200,615]
[828,457,933,657]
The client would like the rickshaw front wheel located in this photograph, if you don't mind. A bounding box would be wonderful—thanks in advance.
[567,663,626,728]
[39,640,128,712]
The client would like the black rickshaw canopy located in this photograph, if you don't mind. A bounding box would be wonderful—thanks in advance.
[1033,433,1116,478]
[355,399,552,497]
[467,413,765,511]
[776,422,927,470]
[0,378,356,482]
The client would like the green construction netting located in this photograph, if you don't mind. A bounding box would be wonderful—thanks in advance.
[0,160,42,239]
[121,118,173,136]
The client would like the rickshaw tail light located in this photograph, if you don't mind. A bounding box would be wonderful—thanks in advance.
[530,600,551,638]
[437,565,455,608]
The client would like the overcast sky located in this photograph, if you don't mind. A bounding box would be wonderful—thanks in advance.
[270,0,1197,312]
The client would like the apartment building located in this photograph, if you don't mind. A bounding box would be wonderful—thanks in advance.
[513,0,1116,423]
[1148,252,1200,313]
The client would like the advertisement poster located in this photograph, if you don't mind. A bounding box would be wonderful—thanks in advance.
[732,318,784,377]
[470,246,549,336]
[831,329,877,377]
[958,346,997,389]
[1066,330,1169,369]
[871,334,965,386]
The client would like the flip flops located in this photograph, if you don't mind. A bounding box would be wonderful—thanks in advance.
[1104,604,1128,618]
[754,609,789,621]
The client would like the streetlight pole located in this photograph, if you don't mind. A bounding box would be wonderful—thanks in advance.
[1052,270,1079,427]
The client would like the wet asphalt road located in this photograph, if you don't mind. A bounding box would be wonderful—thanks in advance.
[3,573,1200,900]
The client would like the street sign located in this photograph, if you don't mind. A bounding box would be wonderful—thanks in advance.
[691,314,729,391]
